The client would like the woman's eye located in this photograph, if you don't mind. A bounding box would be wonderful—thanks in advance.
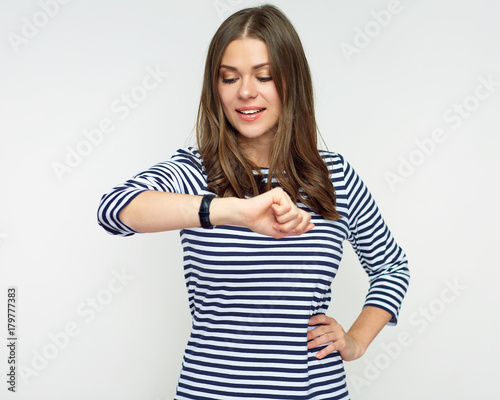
[221,76,272,84]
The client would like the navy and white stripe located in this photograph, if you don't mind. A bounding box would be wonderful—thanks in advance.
[97,147,410,400]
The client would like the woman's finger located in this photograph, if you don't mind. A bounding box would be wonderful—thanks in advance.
[309,314,335,326]
[275,211,302,229]
[316,342,343,359]
[271,201,291,217]
[307,323,330,340]
[274,222,315,237]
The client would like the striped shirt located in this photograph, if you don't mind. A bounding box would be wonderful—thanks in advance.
[97,147,410,400]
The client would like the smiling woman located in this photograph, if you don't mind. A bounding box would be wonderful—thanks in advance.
[97,4,409,400]
[198,6,341,221]
[217,38,281,163]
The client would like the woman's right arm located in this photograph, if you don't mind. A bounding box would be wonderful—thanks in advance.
[97,149,312,238]
[118,188,314,239]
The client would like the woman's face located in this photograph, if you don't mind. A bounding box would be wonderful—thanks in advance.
[218,38,281,146]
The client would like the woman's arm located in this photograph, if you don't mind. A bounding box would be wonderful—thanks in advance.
[307,154,410,361]
[97,148,313,238]
[119,188,314,239]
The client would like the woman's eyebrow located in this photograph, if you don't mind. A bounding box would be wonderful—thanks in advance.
[219,62,269,71]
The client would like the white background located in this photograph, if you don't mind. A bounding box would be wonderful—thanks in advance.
[1,0,499,399]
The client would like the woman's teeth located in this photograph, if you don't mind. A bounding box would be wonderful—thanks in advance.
[238,109,264,115]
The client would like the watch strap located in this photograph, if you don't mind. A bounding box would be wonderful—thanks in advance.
[198,194,216,229]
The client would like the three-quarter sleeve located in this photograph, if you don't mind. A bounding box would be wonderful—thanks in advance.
[97,147,206,237]
[342,157,410,325]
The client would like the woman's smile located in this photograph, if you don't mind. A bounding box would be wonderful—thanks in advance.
[236,106,267,121]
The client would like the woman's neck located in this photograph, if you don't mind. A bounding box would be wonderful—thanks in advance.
[237,132,274,168]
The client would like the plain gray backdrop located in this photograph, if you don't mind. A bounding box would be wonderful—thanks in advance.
[1,0,499,399]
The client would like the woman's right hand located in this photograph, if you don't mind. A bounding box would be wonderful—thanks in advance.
[234,187,314,238]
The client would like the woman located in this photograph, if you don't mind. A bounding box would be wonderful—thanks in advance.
[97,4,409,399]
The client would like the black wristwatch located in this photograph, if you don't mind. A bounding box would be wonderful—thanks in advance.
[198,194,216,229]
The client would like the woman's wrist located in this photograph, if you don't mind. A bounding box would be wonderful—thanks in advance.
[344,331,366,360]
[209,197,244,227]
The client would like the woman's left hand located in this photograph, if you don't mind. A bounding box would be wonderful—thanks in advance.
[307,314,364,361]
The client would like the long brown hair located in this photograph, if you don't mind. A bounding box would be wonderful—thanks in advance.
[196,4,340,220]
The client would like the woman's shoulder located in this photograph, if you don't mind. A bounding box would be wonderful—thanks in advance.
[164,146,204,170]
[318,149,346,168]
[169,146,202,163]
[139,146,204,179]
[317,150,356,188]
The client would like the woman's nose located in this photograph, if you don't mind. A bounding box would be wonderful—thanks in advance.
[237,78,258,99]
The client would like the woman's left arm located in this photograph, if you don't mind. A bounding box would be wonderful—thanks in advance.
[308,155,410,360]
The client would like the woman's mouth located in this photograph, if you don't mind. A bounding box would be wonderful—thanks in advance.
[236,107,266,121]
